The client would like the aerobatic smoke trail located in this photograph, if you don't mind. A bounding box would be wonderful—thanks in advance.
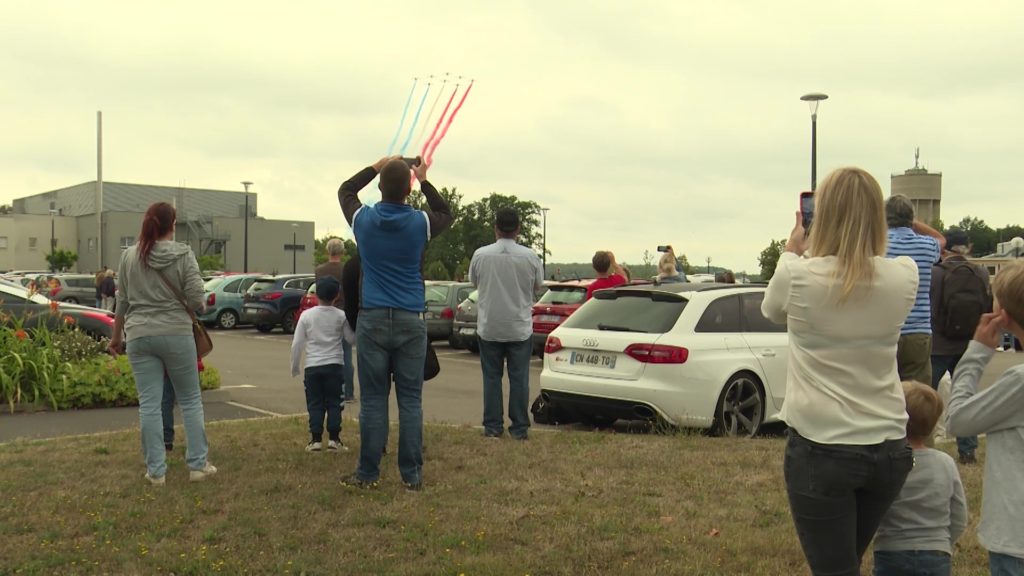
[399,81,431,155]
[386,78,417,155]
[416,75,448,149]
[425,80,474,166]
[420,83,460,161]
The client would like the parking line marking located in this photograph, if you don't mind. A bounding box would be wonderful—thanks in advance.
[225,401,285,417]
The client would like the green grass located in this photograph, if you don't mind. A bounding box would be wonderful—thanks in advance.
[0,418,990,575]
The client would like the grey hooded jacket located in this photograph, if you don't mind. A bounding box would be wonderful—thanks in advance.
[115,241,205,341]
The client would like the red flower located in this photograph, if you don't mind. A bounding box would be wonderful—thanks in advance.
[63,316,76,325]
[14,329,28,341]
[49,300,60,314]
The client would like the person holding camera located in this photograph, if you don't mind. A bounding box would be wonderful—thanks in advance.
[762,167,919,575]
[655,245,687,284]
[586,250,627,299]
[337,155,452,491]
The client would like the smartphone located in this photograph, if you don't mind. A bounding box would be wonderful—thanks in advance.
[656,245,671,253]
[402,156,422,168]
[799,192,814,230]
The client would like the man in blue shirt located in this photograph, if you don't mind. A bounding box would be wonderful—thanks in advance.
[885,194,946,384]
[338,155,452,491]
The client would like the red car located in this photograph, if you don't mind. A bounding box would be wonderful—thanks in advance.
[297,283,318,321]
[531,280,595,356]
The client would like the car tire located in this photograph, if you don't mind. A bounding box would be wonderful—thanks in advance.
[64,297,79,304]
[281,308,299,334]
[217,309,239,330]
[579,415,617,428]
[468,340,479,354]
[256,323,274,333]
[714,372,766,438]
[448,335,461,350]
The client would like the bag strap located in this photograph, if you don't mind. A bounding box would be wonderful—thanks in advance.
[156,270,199,323]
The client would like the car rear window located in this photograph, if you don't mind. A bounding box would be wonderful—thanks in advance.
[204,278,226,291]
[561,290,687,334]
[426,285,450,304]
[248,279,277,295]
[537,286,587,305]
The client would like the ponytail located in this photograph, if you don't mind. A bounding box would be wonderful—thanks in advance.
[137,202,176,267]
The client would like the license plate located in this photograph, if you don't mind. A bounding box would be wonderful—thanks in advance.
[570,351,617,369]
[459,328,476,335]
[537,315,561,322]
[244,306,259,314]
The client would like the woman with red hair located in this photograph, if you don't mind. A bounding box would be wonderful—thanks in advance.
[108,202,216,485]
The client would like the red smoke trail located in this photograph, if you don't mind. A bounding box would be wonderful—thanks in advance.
[420,84,460,161]
[425,80,473,166]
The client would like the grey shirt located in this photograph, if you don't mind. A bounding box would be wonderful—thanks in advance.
[873,448,968,553]
[115,241,205,341]
[469,238,544,342]
[946,340,1024,558]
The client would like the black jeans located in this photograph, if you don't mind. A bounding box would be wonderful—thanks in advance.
[785,430,914,576]
[304,364,345,441]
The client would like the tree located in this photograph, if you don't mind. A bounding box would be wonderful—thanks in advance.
[952,216,997,256]
[758,239,786,281]
[45,249,78,272]
[454,257,471,282]
[424,260,450,280]
[0,204,11,215]
[196,255,224,272]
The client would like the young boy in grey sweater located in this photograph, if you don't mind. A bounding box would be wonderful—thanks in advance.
[947,260,1024,575]
[874,381,968,575]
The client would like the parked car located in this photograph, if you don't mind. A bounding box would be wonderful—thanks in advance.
[199,273,262,329]
[241,274,315,334]
[43,274,98,304]
[531,280,595,356]
[425,281,474,342]
[450,289,479,351]
[298,282,319,320]
[538,283,787,437]
[0,279,115,340]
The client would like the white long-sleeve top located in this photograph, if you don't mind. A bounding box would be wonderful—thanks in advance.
[761,252,919,444]
[290,306,355,377]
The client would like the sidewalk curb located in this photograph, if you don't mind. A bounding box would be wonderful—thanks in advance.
[2,388,232,415]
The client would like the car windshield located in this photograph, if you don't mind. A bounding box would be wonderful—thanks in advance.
[204,277,226,291]
[562,290,688,334]
[248,279,278,295]
[537,286,587,306]
[425,285,450,304]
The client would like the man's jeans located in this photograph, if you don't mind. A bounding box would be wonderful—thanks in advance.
[931,353,979,457]
[785,430,914,576]
[127,335,209,478]
[355,309,426,485]
[897,333,932,384]
[304,364,344,441]
[873,550,950,576]
[990,552,1024,576]
[162,375,176,445]
[343,339,355,400]
[478,337,532,439]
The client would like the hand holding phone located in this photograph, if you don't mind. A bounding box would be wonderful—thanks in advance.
[799,192,814,231]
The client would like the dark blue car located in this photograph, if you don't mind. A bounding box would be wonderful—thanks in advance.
[241,274,315,334]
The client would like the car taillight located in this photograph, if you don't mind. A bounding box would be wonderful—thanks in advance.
[441,307,454,320]
[262,292,283,301]
[545,336,563,354]
[625,344,689,364]
[207,293,216,306]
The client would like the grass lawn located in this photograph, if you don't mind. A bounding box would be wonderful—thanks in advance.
[0,417,991,575]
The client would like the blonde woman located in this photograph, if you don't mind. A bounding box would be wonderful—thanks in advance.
[656,247,687,284]
[761,167,919,575]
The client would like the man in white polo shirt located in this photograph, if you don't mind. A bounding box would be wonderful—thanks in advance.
[469,208,545,440]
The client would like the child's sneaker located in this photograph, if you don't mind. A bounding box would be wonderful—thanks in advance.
[189,463,218,482]
[305,441,323,452]
[327,440,348,452]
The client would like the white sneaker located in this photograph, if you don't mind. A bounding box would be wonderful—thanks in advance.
[305,441,323,452]
[189,463,218,482]
[145,472,165,486]
[327,440,348,452]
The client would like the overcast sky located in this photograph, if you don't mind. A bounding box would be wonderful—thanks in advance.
[2,1,1022,273]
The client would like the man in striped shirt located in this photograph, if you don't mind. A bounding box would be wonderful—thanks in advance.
[885,194,946,384]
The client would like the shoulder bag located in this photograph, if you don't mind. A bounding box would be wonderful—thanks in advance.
[157,270,214,359]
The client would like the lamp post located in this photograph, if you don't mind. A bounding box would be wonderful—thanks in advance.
[49,209,58,272]
[241,181,253,272]
[706,256,712,274]
[540,207,549,277]
[800,93,829,191]
[292,223,299,274]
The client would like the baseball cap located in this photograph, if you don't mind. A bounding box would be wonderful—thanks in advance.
[315,276,340,302]
[945,230,970,250]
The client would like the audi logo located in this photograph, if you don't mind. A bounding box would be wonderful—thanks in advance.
[582,338,600,348]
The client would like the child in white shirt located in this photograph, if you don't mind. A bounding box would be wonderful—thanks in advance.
[290,276,355,452]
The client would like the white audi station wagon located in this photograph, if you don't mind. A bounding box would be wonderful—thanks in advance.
[538,283,788,437]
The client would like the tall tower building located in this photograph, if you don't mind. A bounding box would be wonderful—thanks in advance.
[891,148,942,225]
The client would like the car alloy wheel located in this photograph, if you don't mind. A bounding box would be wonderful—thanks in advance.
[715,373,765,438]
[281,308,299,334]
[64,297,79,304]
[217,309,239,330]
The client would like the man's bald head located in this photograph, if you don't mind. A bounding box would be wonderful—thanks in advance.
[378,159,412,203]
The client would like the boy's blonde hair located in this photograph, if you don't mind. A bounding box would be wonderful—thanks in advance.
[903,381,944,442]
[993,260,1024,328]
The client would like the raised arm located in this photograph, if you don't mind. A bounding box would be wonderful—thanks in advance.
[912,220,947,253]
[946,314,1024,436]
[412,161,453,237]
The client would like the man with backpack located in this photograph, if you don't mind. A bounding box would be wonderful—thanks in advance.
[931,230,991,464]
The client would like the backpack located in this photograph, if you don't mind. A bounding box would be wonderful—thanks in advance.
[936,261,989,340]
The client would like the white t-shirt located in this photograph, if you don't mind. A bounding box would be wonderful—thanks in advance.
[290,306,355,376]
[762,252,918,444]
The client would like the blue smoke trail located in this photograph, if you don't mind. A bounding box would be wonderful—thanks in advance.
[399,83,431,155]
[386,78,418,155]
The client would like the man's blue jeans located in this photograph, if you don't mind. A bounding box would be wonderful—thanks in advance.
[355,309,426,485]
[931,353,979,457]
[479,337,532,439]
[990,552,1024,576]
[873,550,950,575]
[127,335,209,478]
[343,339,355,400]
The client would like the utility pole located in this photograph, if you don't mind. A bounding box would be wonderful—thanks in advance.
[706,256,712,274]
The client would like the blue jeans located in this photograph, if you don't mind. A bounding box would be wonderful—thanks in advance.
[990,552,1024,576]
[304,364,344,441]
[355,309,426,485]
[479,337,533,439]
[931,353,979,457]
[343,339,355,400]
[162,375,176,445]
[127,335,209,477]
[873,550,950,576]
[785,430,914,576]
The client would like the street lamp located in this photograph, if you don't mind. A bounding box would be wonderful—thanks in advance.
[1011,236,1024,258]
[241,181,253,272]
[48,209,58,272]
[292,223,299,274]
[800,93,829,191]
[540,207,549,277]
[706,256,712,274]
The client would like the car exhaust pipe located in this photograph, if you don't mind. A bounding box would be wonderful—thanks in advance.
[632,405,656,420]
[541,391,551,403]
